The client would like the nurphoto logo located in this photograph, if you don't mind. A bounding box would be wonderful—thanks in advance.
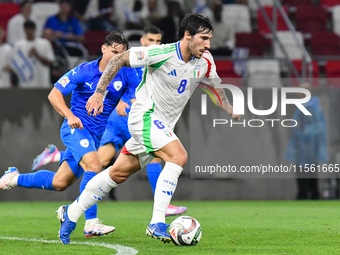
[200,83,311,128]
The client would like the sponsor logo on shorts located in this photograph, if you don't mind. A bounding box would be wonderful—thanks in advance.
[58,76,70,87]
[80,139,89,148]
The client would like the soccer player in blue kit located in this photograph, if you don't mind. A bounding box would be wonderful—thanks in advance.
[31,25,188,217]
[0,31,139,238]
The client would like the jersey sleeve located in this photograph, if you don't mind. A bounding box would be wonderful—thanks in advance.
[124,67,140,100]
[129,43,175,68]
[54,65,83,95]
[201,52,221,87]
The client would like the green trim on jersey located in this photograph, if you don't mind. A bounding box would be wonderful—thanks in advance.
[142,103,155,153]
[150,57,171,70]
[136,66,147,92]
[148,44,176,57]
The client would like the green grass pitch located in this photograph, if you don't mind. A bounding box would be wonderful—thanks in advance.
[0,200,339,254]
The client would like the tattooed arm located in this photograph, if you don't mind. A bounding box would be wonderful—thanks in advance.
[86,51,131,116]
[212,88,240,121]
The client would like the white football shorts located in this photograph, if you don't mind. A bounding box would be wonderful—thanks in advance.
[124,103,179,168]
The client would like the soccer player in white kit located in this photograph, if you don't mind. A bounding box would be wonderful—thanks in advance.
[57,13,240,244]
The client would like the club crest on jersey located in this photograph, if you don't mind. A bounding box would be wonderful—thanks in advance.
[135,51,144,61]
[58,76,70,87]
[194,65,200,78]
[114,81,122,91]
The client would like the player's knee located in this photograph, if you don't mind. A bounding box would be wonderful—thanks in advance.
[171,152,188,167]
[115,176,128,184]
[84,161,102,173]
[110,171,131,184]
[101,158,111,168]
[53,182,69,191]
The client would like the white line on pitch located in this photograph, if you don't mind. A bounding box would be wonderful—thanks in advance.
[0,236,138,255]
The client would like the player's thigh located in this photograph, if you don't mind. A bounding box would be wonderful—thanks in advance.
[150,157,162,164]
[100,121,131,151]
[61,148,85,179]
[109,153,141,183]
[79,151,102,173]
[53,160,78,191]
[98,143,116,167]
[153,139,188,166]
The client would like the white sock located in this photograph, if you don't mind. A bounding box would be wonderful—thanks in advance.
[150,162,183,224]
[52,152,61,162]
[85,218,99,227]
[67,168,117,222]
[9,175,19,187]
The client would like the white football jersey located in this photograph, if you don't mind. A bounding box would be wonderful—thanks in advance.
[0,43,12,88]
[129,41,221,129]
[10,37,55,88]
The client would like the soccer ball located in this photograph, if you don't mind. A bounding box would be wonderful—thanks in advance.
[169,216,202,246]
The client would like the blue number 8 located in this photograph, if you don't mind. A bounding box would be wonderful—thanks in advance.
[177,79,187,94]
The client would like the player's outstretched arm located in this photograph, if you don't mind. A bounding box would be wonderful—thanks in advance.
[86,51,131,117]
[214,88,241,121]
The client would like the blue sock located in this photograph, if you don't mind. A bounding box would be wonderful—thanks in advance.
[80,171,98,220]
[146,162,162,195]
[17,170,55,190]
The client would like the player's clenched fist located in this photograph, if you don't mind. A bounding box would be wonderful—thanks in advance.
[67,115,83,130]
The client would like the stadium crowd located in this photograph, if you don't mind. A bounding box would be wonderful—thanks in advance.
[1,0,340,89]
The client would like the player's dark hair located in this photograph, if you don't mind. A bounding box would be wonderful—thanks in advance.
[24,20,36,30]
[143,25,161,35]
[104,31,129,50]
[178,13,214,39]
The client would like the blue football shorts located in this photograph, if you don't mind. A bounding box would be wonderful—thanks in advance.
[99,119,132,152]
[60,120,100,179]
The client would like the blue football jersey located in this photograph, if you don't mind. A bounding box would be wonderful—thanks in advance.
[108,67,143,125]
[135,66,144,79]
[54,58,139,140]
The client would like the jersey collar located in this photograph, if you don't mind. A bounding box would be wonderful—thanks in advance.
[175,41,183,61]
[175,41,195,62]
[97,57,104,74]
